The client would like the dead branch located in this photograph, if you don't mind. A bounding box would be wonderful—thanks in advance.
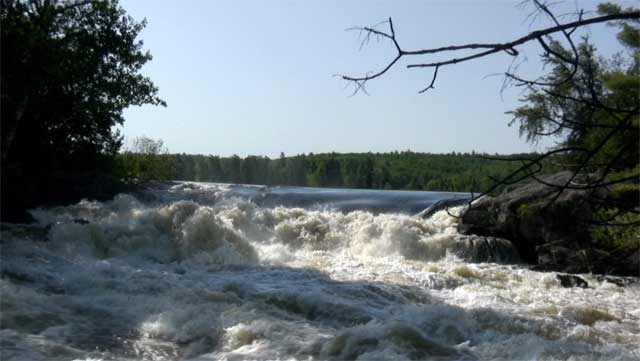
[340,10,639,93]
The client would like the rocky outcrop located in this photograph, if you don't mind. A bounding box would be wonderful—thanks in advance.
[459,172,598,262]
[451,235,520,263]
[458,172,638,276]
[533,240,616,274]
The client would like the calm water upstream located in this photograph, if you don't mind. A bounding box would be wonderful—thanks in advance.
[1,182,638,360]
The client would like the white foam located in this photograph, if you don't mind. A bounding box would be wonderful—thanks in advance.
[2,190,639,361]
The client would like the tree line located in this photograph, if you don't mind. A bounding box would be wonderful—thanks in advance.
[115,143,538,193]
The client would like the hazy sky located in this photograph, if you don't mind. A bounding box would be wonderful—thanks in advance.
[119,0,630,158]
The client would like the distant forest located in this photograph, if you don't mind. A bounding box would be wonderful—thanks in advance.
[116,148,541,193]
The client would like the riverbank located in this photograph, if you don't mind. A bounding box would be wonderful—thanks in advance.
[458,172,639,277]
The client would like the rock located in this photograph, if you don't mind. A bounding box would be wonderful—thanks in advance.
[451,235,520,263]
[459,172,602,264]
[457,172,639,277]
[418,197,471,219]
[536,240,587,273]
[533,243,616,274]
[556,274,588,288]
[457,172,640,275]
[595,275,639,287]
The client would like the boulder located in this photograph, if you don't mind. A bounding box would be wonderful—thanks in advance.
[556,274,589,288]
[595,274,639,287]
[457,172,639,276]
[459,172,603,264]
[534,240,612,274]
[451,235,520,263]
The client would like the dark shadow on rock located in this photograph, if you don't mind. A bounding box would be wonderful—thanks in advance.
[458,172,638,276]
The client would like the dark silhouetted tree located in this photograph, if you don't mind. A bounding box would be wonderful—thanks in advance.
[1,0,165,218]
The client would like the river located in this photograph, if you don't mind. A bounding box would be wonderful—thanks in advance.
[1,182,638,360]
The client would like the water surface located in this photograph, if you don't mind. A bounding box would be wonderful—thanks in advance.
[1,182,638,360]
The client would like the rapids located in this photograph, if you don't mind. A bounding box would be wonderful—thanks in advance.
[1,182,638,361]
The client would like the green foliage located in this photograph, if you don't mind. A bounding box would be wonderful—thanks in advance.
[1,0,164,172]
[160,151,536,192]
[591,209,640,249]
[509,5,639,178]
[1,0,165,218]
[114,137,175,181]
[518,203,536,219]
[508,4,639,249]
[598,3,640,49]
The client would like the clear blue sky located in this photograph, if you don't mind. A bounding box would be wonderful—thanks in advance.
[119,0,630,158]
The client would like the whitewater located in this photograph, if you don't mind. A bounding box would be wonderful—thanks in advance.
[1,182,638,361]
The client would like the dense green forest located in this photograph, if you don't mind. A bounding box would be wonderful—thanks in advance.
[115,145,540,192]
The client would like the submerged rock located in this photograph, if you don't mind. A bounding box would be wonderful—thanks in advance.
[451,235,520,264]
[595,274,639,287]
[556,274,589,288]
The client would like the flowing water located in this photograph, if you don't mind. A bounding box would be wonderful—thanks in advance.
[1,182,638,361]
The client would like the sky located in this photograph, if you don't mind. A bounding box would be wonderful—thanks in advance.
[119,0,631,158]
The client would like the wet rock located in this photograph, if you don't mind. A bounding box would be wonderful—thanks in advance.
[595,275,639,287]
[556,274,588,288]
[418,197,471,219]
[457,172,638,276]
[459,172,599,264]
[451,235,520,263]
[535,241,616,274]
[537,240,579,267]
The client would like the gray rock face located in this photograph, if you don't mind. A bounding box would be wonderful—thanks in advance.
[458,172,600,264]
[534,240,615,274]
[451,235,520,263]
[457,172,638,276]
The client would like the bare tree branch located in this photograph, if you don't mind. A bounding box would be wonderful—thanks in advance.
[340,10,639,93]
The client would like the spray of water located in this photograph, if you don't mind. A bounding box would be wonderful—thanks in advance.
[1,183,638,360]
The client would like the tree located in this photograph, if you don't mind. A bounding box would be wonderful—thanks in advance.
[1,0,165,218]
[116,136,174,181]
[340,1,639,212]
